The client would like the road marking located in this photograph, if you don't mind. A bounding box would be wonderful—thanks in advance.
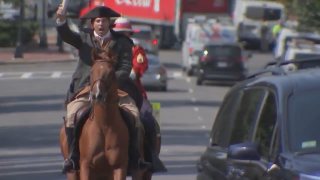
[194,107,198,111]
[198,116,202,121]
[201,125,206,129]
[20,72,33,78]
[191,97,196,102]
[51,71,62,78]
[173,72,182,77]
[0,73,3,77]
[186,77,191,82]
[188,88,193,93]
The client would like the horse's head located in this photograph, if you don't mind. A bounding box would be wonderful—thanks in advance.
[90,48,118,105]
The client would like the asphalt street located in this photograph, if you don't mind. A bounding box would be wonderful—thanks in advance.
[0,50,273,180]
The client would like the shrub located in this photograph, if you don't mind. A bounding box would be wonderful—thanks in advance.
[0,20,39,47]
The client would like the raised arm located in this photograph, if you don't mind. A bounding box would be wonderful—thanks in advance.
[56,4,82,49]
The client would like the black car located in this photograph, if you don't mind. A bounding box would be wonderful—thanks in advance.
[196,58,320,180]
[196,42,252,86]
[47,0,87,18]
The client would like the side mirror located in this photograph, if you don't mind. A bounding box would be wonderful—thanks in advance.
[227,142,260,161]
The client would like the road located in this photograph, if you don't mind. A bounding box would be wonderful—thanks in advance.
[0,50,273,180]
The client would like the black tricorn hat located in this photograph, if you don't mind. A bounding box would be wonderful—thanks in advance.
[80,6,120,19]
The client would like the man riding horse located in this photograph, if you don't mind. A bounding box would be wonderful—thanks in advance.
[56,5,152,173]
[112,16,167,172]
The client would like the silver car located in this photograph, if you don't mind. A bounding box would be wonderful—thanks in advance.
[132,25,159,55]
[141,54,167,91]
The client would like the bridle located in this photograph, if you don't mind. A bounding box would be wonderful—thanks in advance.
[89,60,118,105]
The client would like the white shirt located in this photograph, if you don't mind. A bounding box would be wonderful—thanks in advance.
[56,18,110,44]
[93,31,110,44]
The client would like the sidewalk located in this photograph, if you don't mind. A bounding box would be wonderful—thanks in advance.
[0,26,78,65]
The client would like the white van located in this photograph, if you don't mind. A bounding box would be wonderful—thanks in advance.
[274,29,320,60]
[233,0,284,49]
[182,16,211,76]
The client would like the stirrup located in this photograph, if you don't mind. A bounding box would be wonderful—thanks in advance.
[62,158,75,172]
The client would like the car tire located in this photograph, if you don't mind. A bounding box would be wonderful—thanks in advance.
[160,85,167,92]
[187,69,193,76]
[196,78,203,85]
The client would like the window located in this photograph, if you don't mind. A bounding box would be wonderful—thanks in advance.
[229,88,267,145]
[132,31,151,39]
[204,45,241,58]
[211,92,242,148]
[245,6,282,21]
[288,91,320,152]
[253,92,277,158]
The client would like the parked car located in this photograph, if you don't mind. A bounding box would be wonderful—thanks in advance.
[132,25,159,55]
[196,42,252,85]
[47,0,87,18]
[196,58,320,180]
[140,54,167,91]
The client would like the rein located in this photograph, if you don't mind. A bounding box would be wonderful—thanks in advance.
[89,59,119,120]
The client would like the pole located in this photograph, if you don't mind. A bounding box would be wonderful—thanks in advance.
[39,0,48,47]
[14,0,24,58]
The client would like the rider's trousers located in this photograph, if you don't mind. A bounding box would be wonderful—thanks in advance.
[66,91,140,128]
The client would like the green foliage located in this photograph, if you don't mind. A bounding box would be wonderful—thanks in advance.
[0,20,39,47]
[266,0,320,32]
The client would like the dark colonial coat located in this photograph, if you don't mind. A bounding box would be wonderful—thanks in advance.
[56,21,143,109]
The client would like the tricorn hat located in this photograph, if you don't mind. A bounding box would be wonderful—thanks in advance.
[80,6,120,19]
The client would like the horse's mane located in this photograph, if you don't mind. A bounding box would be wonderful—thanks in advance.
[91,47,117,66]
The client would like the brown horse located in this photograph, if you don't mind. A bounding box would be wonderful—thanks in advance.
[60,47,148,180]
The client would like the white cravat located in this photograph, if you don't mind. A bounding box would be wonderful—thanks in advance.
[94,31,110,45]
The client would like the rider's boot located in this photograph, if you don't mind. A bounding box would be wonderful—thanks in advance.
[148,128,167,172]
[62,127,80,173]
[128,126,152,170]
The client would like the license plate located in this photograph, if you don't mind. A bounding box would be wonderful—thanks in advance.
[217,62,227,67]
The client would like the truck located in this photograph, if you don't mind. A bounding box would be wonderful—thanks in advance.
[80,0,231,49]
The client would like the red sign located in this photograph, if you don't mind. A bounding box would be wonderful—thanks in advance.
[105,0,176,23]
[182,0,229,13]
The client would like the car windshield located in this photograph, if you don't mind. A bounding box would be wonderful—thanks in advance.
[146,55,160,66]
[204,45,241,58]
[132,31,151,39]
[288,91,320,153]
[294,53,320,59]
[245,6,282,21]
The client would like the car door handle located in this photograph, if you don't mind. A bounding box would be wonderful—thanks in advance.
[228,166,245,177]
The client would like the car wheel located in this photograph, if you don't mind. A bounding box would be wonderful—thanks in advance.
[187,69,193,76]
[196,78,203,85]
[160,85,167,92]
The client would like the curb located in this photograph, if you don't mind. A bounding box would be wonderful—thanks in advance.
[0,57,79,65]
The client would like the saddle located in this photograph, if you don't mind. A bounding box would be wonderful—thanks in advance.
[73,104,140,140]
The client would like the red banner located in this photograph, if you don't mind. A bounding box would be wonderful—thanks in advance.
[105,0,176,22]
[182,0,229,13]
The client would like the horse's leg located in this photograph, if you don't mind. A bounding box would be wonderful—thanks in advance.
[79,161,94,180]
[113,167,127,180]
[60,126,80,180]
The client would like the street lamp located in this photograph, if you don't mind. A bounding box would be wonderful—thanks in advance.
[13,0,24,58]
[39,0,48,47]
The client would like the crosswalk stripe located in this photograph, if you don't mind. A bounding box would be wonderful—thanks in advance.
[20,72,33,78]
[51,71,62,78]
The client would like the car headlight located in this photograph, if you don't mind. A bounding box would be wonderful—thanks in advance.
[300,174,320,180]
